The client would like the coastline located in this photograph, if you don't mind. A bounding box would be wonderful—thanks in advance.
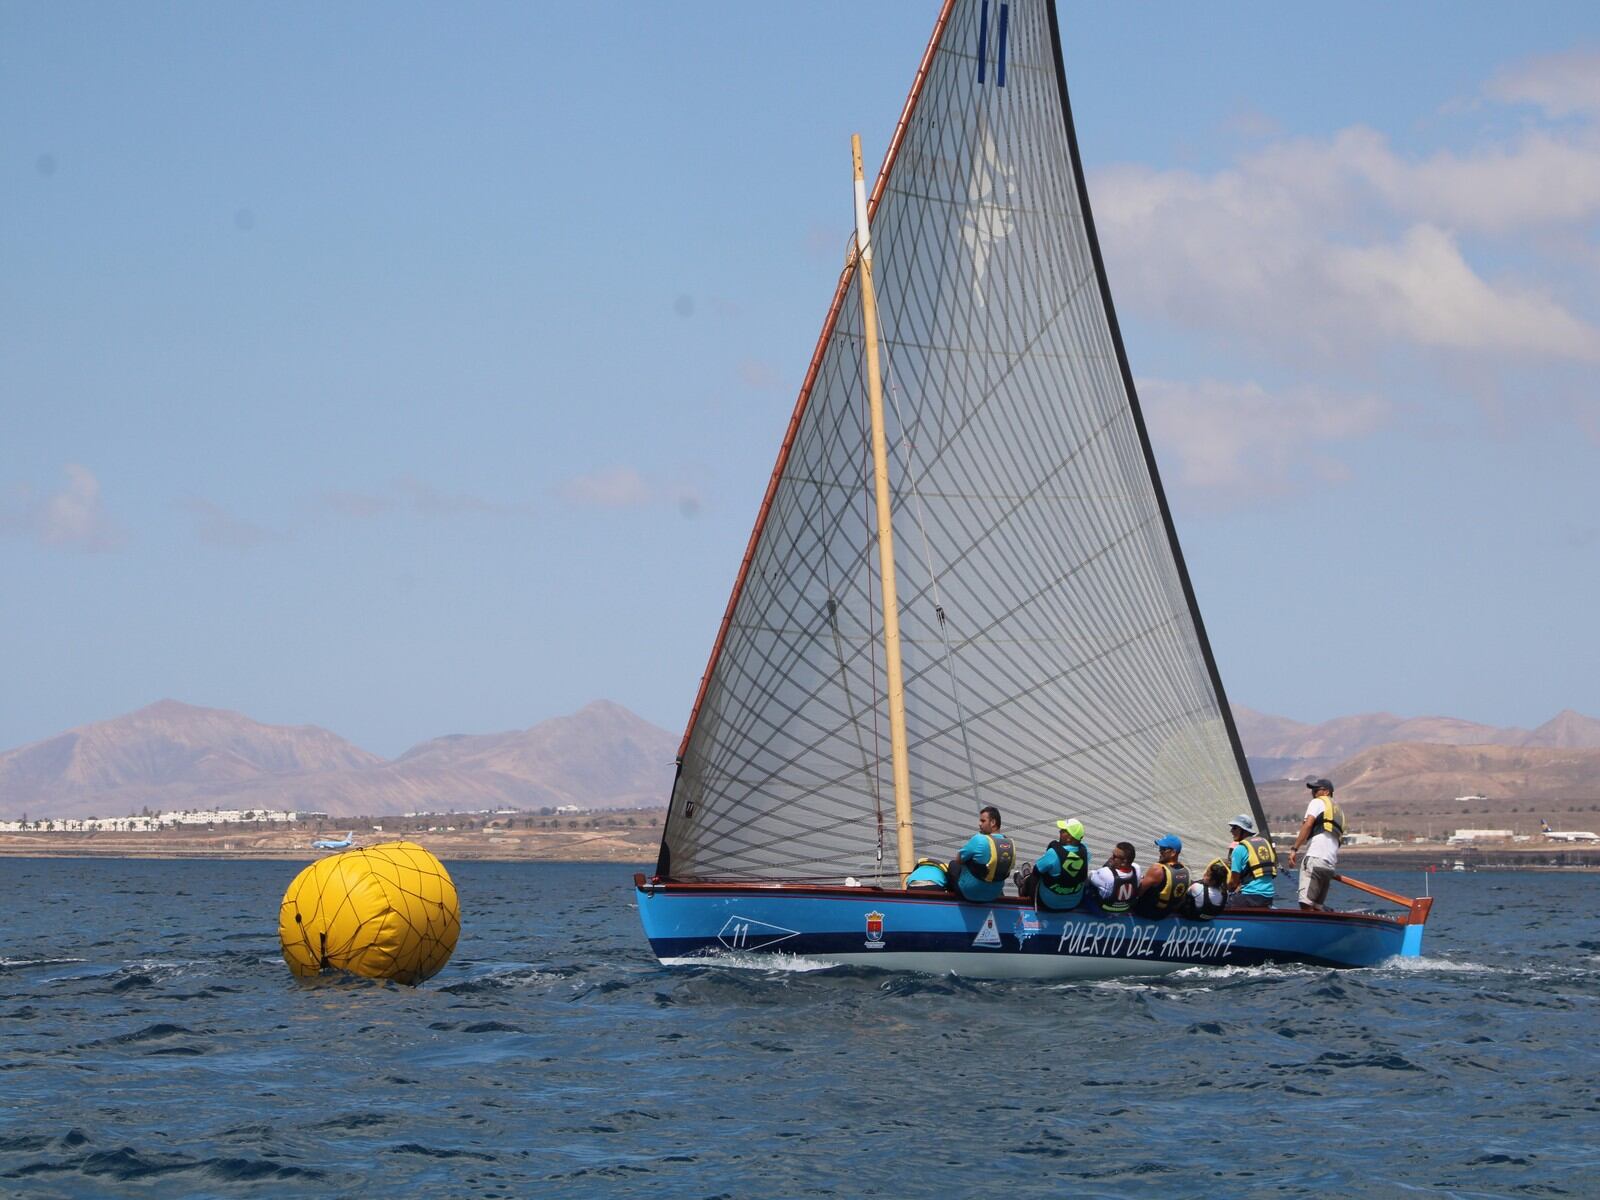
[0,823,661,864]
[3,827,1596,870]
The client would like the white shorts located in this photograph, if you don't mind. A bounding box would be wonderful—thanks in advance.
[1298,856,1335,907]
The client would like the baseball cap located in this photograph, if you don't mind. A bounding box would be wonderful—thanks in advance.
[1154,834,1182,852]
[1304,778,1334,792]
[1056,818,1086,840]
[1229,814,1256,834]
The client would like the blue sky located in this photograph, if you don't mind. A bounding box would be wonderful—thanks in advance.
[4,2,1598,756]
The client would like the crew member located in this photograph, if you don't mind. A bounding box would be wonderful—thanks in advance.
[1019,818,1090,912]
[1227,814,1277,909]
[1181,860,1229,918]
[1289,778,1342,911]
[1087,841,1140,914]
[949,805,1014,902]
[1134,834,1190,918]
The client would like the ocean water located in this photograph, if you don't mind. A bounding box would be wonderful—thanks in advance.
[2,859,1596,1199]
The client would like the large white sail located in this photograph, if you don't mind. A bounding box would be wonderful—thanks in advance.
[659,0,1262,883]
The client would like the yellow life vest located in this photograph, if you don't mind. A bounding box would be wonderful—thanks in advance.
[1311,799,1344,839]
[1239,835,1277,879]
[1158,863,1189,904]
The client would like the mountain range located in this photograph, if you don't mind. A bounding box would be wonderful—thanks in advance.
[1231,705,1600,780]
[0,700,679,820]
[4,699,1599,822]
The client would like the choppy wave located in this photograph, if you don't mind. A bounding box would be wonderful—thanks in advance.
[1,859,1594,1199]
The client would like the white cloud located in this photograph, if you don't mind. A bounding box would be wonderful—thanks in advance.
[319,489,394,518]
[1487,48,1600,117]
[556,466,703,517]
[394,475,525,517]
[738,359,781,390]
[1092,96,1600,367]
[1140,378,1390,500]
[175,498,276,549]
[317,478,529,520]
[0,464,124,552]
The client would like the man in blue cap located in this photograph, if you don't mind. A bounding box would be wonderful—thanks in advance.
[1134,833,1190,918]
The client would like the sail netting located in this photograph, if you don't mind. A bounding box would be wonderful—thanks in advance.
[660,0,1259,883]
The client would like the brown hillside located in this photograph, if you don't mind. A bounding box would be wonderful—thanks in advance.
[1523,709,1600,749]
[0,700,679,821]
[1233,706,1524,762]
[0,700,381,819]
[1256,742,1600,836]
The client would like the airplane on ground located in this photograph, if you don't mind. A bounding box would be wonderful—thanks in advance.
[312,831,356,850]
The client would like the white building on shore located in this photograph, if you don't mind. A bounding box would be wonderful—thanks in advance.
[0,809,303,833]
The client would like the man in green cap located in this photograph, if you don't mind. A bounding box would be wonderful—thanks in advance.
[1016,817,1091,911]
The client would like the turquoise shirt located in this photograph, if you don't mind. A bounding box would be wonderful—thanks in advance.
[1034,840,1090,911]
[1230,842,1276,899]
[956,833,1008,902]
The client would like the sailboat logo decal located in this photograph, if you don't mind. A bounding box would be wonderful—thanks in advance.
[973,911,1003,949]
[717,915,800,953]
[962,118,1017,307]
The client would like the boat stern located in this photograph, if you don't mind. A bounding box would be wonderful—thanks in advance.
[1399,895,1434,957]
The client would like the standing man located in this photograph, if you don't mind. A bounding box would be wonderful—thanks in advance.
[949,805,1015,902]
[1227,814,1277,909]
[1134,834,1190,918]
[1289,778,1342,911]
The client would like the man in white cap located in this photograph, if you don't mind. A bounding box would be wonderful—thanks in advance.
[1017,818,1091,911]
[1226,814,1277,909]
[1289,778,1343,911]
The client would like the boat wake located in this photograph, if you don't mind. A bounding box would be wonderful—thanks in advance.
[657,950,843,975]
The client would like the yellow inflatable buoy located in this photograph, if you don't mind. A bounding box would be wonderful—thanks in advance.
[279,842,460,985]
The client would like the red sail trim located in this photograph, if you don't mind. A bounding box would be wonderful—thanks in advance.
[676,0,959,759]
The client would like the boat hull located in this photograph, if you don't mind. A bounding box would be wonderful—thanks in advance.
[636,879,1419,978]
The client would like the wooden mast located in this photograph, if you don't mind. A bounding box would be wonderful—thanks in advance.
[852,133,915,883]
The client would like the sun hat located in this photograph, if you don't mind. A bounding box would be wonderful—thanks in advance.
[1229,814,1256,835]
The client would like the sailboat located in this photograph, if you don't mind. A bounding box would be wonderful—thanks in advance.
[635,0,1433,978]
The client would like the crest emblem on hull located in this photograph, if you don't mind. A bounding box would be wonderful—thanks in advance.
[864,910,885,948]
